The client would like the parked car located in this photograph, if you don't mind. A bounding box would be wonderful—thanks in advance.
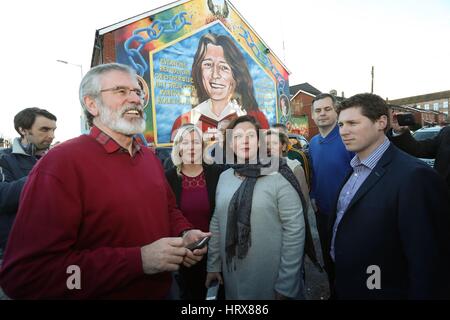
[412,126,442,167]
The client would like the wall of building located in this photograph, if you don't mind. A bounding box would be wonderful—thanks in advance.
[388,91,449,122]
[414,98,449,116]
[290,92,317,139]
[388,104,443,128]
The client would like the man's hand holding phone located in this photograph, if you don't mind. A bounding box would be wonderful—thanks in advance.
[392,112,413,135]
[182,230,212,268]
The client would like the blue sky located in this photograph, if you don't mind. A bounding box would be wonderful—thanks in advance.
[1,0,449,141]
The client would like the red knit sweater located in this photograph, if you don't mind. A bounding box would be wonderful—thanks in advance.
[0,127,192,299]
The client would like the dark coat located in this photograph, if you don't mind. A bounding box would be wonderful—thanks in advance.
[164,164,224,300]
[327,145,450,299]
[0,143,38,252]
[388,126,450,190]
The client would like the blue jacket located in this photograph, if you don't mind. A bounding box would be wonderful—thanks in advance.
[328,145,450,299]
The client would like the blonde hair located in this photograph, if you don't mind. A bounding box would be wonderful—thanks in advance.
[171,124,204,173]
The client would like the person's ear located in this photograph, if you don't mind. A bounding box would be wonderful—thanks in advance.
[18,127,27,137]
[377,115,388,131]
[84,96,100,118]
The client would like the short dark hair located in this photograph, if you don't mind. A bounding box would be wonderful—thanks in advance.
[224,115,262,162]
[338,93,388,124]
[226,115,262,135]
[311,93,337,108]
[14,108,57,137]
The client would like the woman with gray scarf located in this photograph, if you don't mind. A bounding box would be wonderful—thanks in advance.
[206,115,306,299]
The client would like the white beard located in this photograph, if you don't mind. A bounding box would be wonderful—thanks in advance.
[97,100,146,136]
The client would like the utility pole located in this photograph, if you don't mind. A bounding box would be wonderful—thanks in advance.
[371,66,374,93]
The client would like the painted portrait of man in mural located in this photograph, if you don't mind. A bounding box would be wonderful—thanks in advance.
[279,94,290,124]
[171,33,269,140]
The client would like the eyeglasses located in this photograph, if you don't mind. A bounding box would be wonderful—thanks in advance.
[100,86,144,99]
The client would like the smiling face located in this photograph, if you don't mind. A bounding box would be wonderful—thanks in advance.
[201,44,236,105]
[96,70,145,135]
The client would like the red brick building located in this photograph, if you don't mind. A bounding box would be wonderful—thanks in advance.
[289,83,322,139]
[388,90,449,125]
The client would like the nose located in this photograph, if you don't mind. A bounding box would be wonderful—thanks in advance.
[211,64,221,79]
[48,130,55,141]
[128,90,143,105]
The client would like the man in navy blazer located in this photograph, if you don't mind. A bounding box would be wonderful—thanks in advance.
[328,93,450,299]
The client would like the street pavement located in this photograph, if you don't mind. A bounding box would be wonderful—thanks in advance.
[304,208,330,300]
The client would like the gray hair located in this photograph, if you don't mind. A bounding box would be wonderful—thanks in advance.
[79,63,137,127]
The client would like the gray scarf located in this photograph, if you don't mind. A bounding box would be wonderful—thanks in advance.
[225,158,321,271]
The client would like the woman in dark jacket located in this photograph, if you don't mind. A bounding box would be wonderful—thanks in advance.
[165,123,223,299]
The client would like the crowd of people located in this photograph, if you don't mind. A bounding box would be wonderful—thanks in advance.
[0,62,449,300]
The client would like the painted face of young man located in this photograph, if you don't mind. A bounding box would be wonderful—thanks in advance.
[201,44,236,104]
[338,106,387,160]
[96,70,145,135]
[312,97,338,130]
[20,115,57,151]
[231,121,258,162]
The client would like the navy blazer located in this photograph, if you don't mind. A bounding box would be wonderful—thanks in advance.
[328,144,450,299]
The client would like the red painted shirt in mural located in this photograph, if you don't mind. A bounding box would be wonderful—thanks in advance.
[170,99,269,140]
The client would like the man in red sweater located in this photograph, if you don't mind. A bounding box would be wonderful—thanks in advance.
[0,63,210,299]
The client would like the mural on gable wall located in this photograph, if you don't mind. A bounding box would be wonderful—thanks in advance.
[112,0,290,146]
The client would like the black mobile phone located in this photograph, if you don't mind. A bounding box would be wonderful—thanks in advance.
[396,113,416,126]
[206,280,220,300]
[185,236,210,251]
